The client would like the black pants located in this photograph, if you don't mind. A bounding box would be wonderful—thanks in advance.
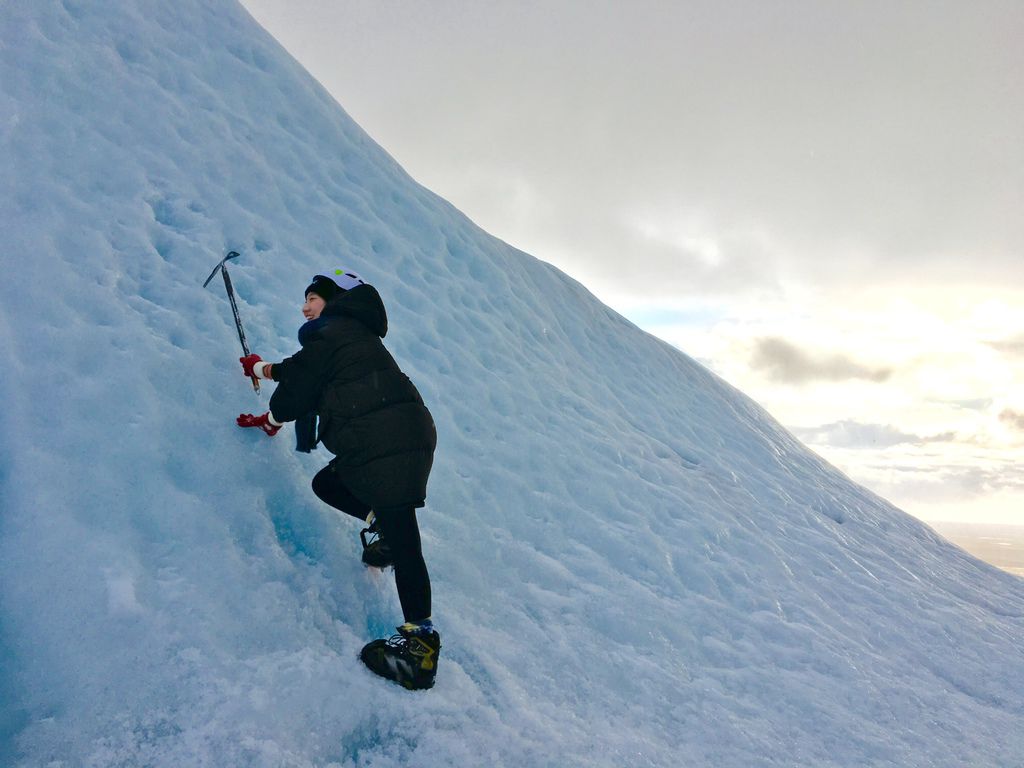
[311,464,432,624]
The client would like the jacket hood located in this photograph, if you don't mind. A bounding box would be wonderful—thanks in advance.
[322,283,388,338]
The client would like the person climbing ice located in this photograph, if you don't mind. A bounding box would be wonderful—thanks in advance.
[236,270,440,690]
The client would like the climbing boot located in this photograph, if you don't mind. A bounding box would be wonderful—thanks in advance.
[360,622,441,690]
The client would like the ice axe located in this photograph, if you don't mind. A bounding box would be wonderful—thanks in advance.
[204,250,259,393]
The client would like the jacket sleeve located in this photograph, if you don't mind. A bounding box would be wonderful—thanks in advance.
[268,342,329,423]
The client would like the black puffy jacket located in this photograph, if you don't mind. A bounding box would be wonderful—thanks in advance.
[268,284,436,509]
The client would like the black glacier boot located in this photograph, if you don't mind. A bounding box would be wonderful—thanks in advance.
[360,518,393,568]
[360,622,441,690]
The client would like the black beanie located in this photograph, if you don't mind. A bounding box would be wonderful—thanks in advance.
[305,275,340,302]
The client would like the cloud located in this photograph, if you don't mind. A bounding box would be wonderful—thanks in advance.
[793,420,956,449]
[750,337,892,384]
[940,465,1024,496]
[944,398,993,413]
[867,461,1024,503]
[242,0,1024,304]
[989,336,1024,356]
[999,409,1024,431]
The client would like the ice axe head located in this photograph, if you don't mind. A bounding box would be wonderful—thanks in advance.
[202,250,241,288]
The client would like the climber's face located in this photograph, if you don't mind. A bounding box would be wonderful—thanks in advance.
[303,292,326,320]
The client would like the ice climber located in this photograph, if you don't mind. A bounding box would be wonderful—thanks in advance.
[236,271,441,690]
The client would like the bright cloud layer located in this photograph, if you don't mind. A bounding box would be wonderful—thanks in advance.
[615,284,1024,524]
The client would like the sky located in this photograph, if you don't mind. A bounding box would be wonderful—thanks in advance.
[238,0,1023,526]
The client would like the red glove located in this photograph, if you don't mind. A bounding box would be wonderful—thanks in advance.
[240,354,264,379]
[237,412,282,436]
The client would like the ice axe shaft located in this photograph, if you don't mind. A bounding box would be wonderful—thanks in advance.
[204,250,260,394]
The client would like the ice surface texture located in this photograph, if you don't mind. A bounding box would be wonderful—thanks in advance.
[1,1,1022,766]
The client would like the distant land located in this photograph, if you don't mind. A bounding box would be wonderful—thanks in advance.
[931,523,1024,578]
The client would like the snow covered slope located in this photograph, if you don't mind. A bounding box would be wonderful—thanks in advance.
[2,1,1022,765]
